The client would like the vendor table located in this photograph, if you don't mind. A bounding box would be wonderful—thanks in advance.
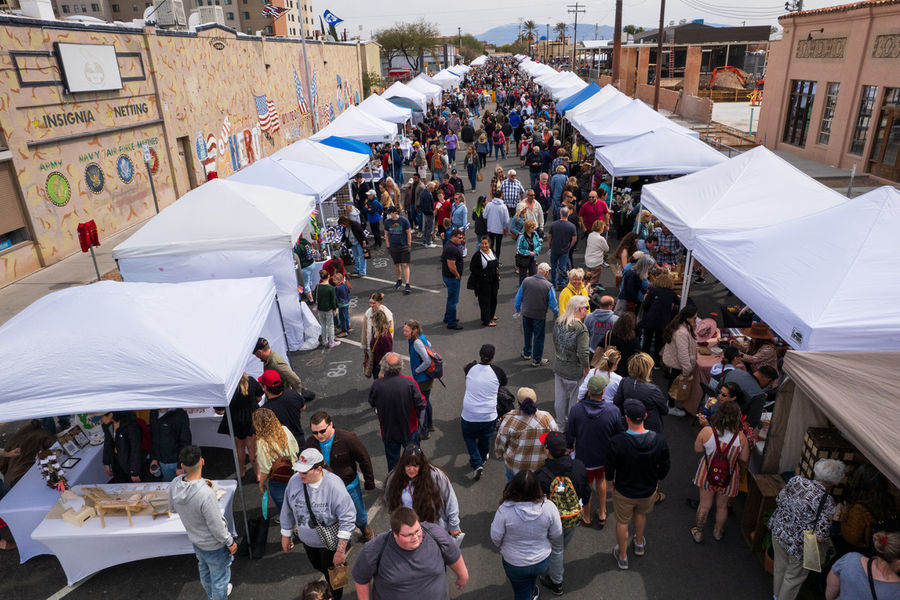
[31,480,236,585]
[186,408,235,450]
[0,442,106,562]
[359,166,384,183]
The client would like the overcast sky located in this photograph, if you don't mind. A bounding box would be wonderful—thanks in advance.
[320,0,840,38]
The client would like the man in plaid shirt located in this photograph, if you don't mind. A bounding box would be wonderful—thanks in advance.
[493,387,558,478]
[655,224,684,265]
[500,170,526,217]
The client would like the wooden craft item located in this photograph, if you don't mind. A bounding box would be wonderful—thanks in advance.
[62,506,97,527]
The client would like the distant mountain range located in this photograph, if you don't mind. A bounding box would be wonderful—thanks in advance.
[474,21,733,46]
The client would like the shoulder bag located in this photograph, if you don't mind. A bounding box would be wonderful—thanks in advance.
[268,450,295,484]
[867,557,879,600]
[303,482,341,551]
[802,491,831,572]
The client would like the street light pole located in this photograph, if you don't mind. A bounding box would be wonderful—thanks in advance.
[297,2,319,133]
[654,0,666,110]
[612,0,623,85]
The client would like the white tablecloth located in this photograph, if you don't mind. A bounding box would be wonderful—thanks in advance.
[31,480,237,585]
[0,442,106,563]
[186,408,235,450]
[360,166,384,182]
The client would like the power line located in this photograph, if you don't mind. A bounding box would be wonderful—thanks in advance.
[567,3,586,67]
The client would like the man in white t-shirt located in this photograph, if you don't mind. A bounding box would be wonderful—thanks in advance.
[461,344,507,481]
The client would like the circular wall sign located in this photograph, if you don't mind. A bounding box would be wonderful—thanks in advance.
[46,172,71,207]
[84,162,105,194]
[117,154,135,184]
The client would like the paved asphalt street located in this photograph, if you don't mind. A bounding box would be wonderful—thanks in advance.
[1,130,774,600]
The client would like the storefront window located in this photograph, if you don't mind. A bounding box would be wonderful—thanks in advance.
[817,83,840,145]
[782,79,817,147]
[849,85,878,155]
[868,88,900,181]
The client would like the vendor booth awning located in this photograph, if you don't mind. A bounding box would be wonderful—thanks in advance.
[310,105,397,143]
[470,55,487,66]
[408,76,442,105]
[672,184,897,352]
[358,93,412,124]
[565,85,631,129]
[781,350,900,489]
[272,139,367,179]
[594,129,727,178]
[229,156,347,201]
[317,135,373,156]
[112,179,319,351]
[432,69,461,90]
[386,95,424,113]
[383,81,427,111]
[0,278,282,421]
[552,80,588,101]
[557,82,600,114]
[574,99,699,146]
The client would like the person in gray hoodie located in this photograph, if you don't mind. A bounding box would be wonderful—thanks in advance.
[552,295,591,429]
[584,295,619,352]
[491,470,563,600]
[280,448,356,600]
[483,190,510,256]
[167,446,236,600]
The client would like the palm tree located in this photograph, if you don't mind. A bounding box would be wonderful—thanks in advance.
[555,22,567,62]
[523,20,537,43]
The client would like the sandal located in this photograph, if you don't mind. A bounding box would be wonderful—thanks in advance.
[713,530,724,542]
[596,510,607,529]
[655,492,666,504]
[487,322,497,327]
[691,527,703,544]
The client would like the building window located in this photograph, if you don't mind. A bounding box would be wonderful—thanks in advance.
[241,11,249,19]
[782,79,817,147]
[91,2,99,8]
[145,1,151,6]
[849,85,878,155]
[62,4,70,12]
[224,0,231,4]
[72,4,79,11]
[817,82,839,145]
[82,4,87,11]
[112,3,119,11]
[226,11,233,18]
[868,88,900,177]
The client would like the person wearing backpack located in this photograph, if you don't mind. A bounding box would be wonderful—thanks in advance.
[690,401,749,543]
[536,431,590,597]
[404,319,437,440]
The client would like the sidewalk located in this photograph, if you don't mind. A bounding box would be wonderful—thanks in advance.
[0,219,147,326]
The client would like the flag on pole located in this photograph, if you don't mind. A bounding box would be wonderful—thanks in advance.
[293,68,309,115]
[322,9,343,27]
[254,94,281,133]
[261,3,288,18]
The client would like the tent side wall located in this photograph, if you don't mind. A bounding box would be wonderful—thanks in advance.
[118,248,309,351]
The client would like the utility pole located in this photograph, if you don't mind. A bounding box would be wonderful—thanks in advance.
[612,0,623,86]
[458,26,462,63]
[568,3,585,70]
[546,23,550,62]
[653,0,666,110]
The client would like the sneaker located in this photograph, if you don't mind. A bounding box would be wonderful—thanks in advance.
[668,406,687,417]
[540,575,563,596]
[633,536,646,556]
[394,280,402,290]
[521,352,532,360]
[694,276,707,285]
[602,260,610,268]
[531,585,540,600]
[227,583,233,597]
[404,284,412,295]
[447,324,463,330]
[612,545,629,570]
[532,358,550,367]
[474,466,484,481]
[328,341,341,348]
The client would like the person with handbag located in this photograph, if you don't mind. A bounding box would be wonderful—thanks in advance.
[661,306,699,417]
[826,531,900,600]
[551,296,591,430]
[768,459,845,600]
[468,236,501,327]
[404,319,437,438]
[515,220,541,285]
[253,408,300,513]
[280,448,357,600]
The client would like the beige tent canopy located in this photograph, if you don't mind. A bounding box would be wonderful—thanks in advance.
[763,350,900,489]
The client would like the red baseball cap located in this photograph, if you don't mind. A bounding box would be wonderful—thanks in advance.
[258,370,282,388]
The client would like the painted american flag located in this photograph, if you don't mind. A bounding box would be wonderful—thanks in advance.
[310,69,318,109]
[254,94,281,133]
[293,68,309,116]
[320,102,330,126]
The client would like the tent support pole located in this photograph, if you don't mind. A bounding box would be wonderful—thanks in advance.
[224,401,253,559]
[680,249,693,309]
[274,295,292,354]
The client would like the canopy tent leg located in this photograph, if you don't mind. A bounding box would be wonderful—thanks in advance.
[274,295,292,356]
[224,402,253,559]
[680,249,693,309]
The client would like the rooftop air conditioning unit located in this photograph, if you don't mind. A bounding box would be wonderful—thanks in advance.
[196,5,224,25]
[154,0,186,27]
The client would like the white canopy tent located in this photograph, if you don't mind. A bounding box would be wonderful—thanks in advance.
[383,81,428,112]
[594,129,727,178]
[432,69,461,90]
[0,278,286,420]
[679,185,898,352]
[229,156,347,201]
[565,85,631,128]
[552,80,588,101]
[575,99,700,146]
[310,105,397,144]
[415,72,442,87]
[272,139,367,179]
[358,93,412,124]
[544,72,584,97]
[408,76,442,105]
[470,55,487,66]
[535,70,565,86]
[113,179,320,351]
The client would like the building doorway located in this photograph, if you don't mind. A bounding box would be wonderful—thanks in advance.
[177,136,200,190]
[868,88,900,182]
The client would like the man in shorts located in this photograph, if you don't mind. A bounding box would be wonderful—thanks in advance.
[383,206,412,295]
[605,399,670,570]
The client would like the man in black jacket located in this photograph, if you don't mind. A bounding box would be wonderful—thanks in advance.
[368,353,427,471]
[101,411,145,483]
[149,408,191,482]
[606,399,670,570]
[537,431,590,596]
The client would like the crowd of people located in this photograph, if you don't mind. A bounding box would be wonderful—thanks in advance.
[3,56,898,600]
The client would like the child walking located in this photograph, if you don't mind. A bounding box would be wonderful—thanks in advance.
[333,272,351,338]
[314,269,339,348]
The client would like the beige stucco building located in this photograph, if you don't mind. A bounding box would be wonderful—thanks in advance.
[0,15,369,285]
[756,0,900,183]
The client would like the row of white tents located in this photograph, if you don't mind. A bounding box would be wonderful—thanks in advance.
[503,54,900,489]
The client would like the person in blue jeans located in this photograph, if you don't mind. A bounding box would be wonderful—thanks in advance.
[252,408,300,513]
[514,263,559,367]
[461,344,507,480]
[391,142,405,185]
[405,321,436,438]
[491,470,563,600]
[304,411,377,541]
[369,352,426,471]
[168,446,237,600]
[441,229,465,330]
[333,273,351,337]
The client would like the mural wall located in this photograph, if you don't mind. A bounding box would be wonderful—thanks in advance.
[0,18,365,284]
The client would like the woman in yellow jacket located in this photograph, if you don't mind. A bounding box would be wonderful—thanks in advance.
[558,268,590,314]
